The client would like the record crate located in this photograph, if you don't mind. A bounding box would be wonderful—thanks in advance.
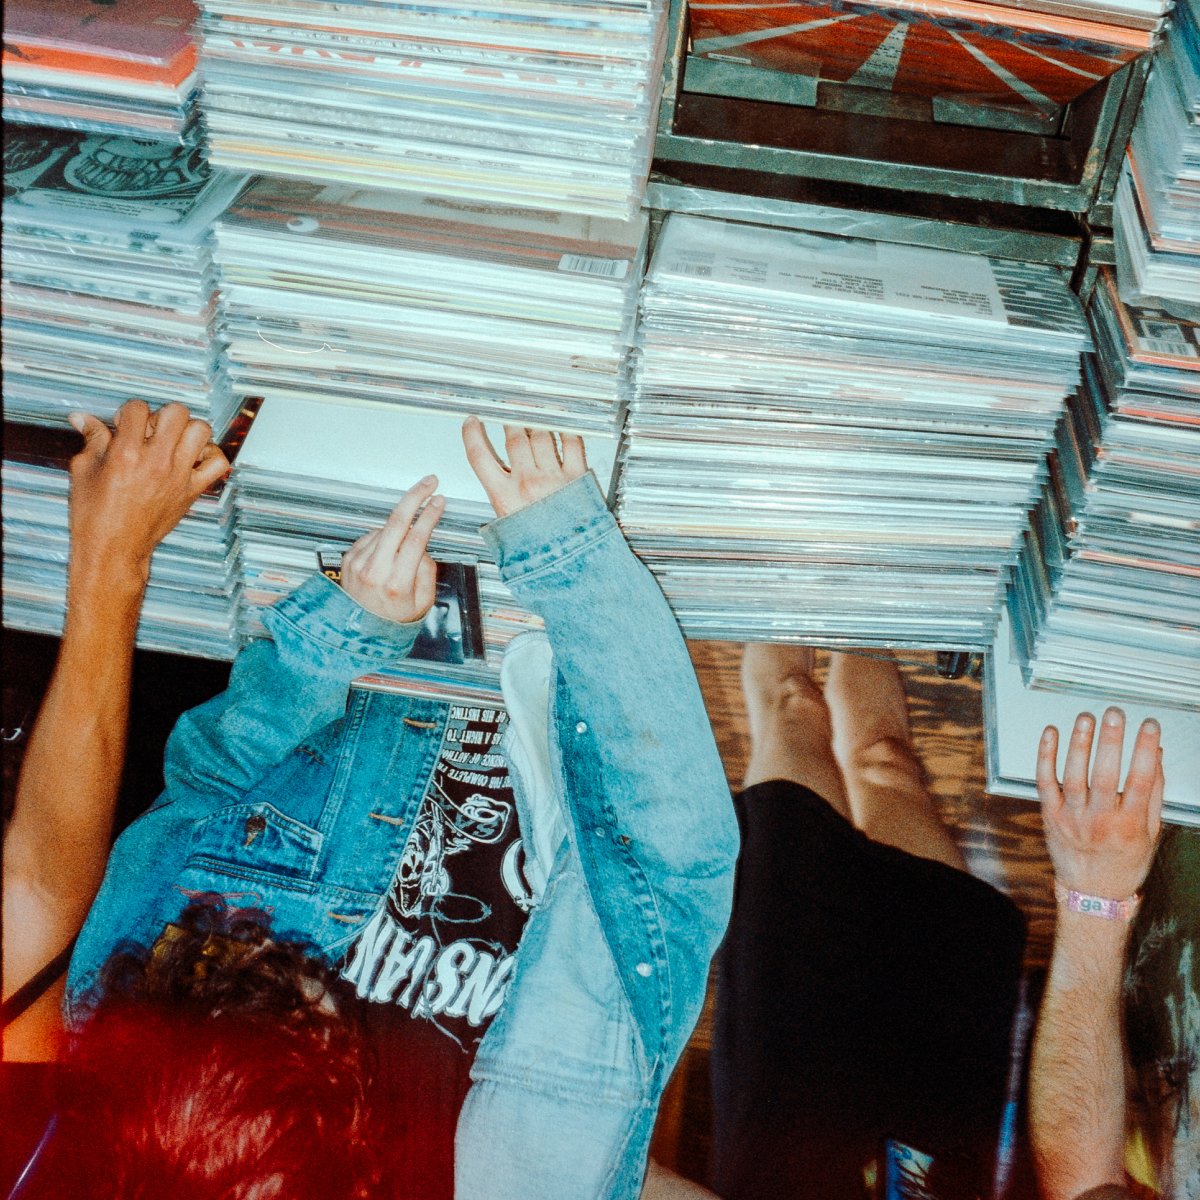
[653,0,1154,229]
[645,166,1086,269]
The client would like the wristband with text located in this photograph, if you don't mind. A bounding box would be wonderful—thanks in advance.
[1053,881,1141,922]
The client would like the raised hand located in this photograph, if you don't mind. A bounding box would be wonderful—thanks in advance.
[461,416,587,519]
[1036,707,1165,900]
[68,400,230,588]
[339,474,444,624]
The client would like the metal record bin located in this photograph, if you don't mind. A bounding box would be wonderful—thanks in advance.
[653,0,1153,230]
[645,169,1087,269]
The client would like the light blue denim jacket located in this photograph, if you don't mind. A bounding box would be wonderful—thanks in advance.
[66,473,738,1199]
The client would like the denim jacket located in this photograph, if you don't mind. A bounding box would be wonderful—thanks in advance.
[66,473,738,1199]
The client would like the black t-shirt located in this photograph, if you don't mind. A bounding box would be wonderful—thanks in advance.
[338,703,534,1200]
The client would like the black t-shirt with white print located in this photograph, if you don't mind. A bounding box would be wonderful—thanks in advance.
[339,703,536,1200]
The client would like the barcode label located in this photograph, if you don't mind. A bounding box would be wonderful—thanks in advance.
[1136,318,1199,357]
[558,254,627,279]
[676,262,713,277]
[1142,338,1198,357]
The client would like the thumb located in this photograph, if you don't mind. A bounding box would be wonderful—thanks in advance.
[69,412,112,457]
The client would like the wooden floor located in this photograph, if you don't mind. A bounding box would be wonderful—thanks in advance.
[653,639,1060,1183]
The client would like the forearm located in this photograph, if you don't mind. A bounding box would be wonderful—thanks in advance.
[5,575,145,936]
[1030,912,1131,1199]
[3,572,146,1056]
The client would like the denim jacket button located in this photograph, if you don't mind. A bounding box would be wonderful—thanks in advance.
[243,814,267,848]
[594,827,606,838]
[635,962,652,978]
[575,721,588,734]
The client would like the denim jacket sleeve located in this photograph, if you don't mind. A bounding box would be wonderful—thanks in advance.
[481,473,738,1081]
[162,573,423,808]
[458,474,738,1197]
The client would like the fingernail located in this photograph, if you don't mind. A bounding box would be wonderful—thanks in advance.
[1042,728,1054,743]
[67,413,85,432]
[1103,707,1123,727]
[431,495,445,507]
[1144,717,1160,734]
[1076,713,1094,730]
[420,474,436,484]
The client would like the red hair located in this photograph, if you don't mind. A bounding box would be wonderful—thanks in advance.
[31,900,381,1199]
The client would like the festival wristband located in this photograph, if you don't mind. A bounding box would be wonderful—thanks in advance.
[1053,881,1141,922]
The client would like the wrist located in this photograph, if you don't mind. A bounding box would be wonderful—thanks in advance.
[65,564,148,633]
[1052,904,1132,978]
[69,545,152,597]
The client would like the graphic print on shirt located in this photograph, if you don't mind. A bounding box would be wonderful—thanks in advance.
[340,704,538,1051]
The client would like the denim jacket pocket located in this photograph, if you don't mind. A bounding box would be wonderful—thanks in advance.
[186,801,324,889]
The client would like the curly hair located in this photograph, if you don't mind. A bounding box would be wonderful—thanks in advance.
[35,897,382,1200]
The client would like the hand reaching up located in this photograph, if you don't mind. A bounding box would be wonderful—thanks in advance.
[340,475,445,624]
[462,417,588,519]
[1036,707,1165,900]
[68,400,230,589]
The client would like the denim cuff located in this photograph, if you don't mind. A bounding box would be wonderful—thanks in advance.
[265,573,423,661]
[481,473,615,582]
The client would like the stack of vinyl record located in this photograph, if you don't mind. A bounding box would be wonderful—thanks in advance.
[617,213,1090,650]
[232,397,619,665]
[1008,269,1200,711]
[2,423,241,659]
[196,0,669,218]
[1114,0,1200,322]
[212,179,646,435]
[3,127,248,435]
[3,0,201,141]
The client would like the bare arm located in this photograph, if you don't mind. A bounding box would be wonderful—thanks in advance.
[1029,708,1164,1200]
[2,401,228,1060]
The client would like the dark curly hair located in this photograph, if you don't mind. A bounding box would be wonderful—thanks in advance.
[34,897,382,1200]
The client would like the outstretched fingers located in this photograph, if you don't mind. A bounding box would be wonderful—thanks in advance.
[394,492,445,581]
[1087,707,1126,814]
[1061,712,1095,810]
[1035,724,1062,811]
[375,475,438,561]
[1119,718,1162,830]
[526,427,561,471]
[560,434,586,477]
[463,416,509,493]
[504,424,537,475]
[338,473,445,624]
[462,415,590,518]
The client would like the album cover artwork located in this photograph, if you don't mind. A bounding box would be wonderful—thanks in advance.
[317,552,486,665]
[688,0,1150,116]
